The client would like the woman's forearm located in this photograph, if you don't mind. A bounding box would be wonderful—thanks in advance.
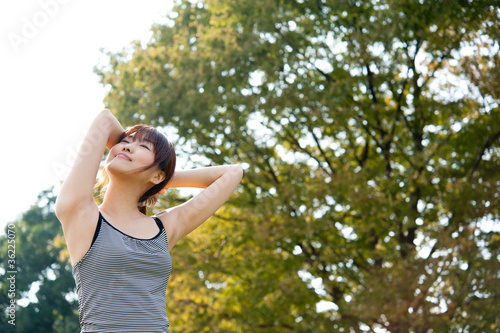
[166,165,242,189]
[56,110,125,216]
[103,110,125,149]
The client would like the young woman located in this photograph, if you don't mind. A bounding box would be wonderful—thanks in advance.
[55,109,243,333]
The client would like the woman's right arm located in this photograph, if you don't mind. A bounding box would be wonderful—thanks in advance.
[55,110,123,249]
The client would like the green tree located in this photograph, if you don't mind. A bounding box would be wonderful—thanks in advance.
[0,188,79,333]
[96,0,500,332]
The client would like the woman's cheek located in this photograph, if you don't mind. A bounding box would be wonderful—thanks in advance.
[137,150,155,164]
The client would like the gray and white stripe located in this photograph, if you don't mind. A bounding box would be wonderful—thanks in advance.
[72,212,172,333]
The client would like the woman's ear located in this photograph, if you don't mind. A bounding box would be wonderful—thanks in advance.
[150,170,166,185]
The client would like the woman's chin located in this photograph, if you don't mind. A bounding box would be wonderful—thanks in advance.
[105,164,130,177]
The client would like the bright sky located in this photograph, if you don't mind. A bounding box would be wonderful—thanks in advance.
[0,0,174,228]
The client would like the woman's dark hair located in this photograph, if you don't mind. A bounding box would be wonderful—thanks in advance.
[96,124,176,214]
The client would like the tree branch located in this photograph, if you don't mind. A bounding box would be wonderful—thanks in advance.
[366,64,378,105]
[310,128,335,175]
[469,130,500,178]
[282,127,332,176]
[275,28,336,84]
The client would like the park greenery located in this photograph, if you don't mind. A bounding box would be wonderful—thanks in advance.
[0,190,79,333]
[1,0,499,332]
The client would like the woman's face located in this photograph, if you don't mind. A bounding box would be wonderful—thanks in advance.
[105,135,157,178]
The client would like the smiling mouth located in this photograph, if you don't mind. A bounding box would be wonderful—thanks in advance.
[116,153,131,161]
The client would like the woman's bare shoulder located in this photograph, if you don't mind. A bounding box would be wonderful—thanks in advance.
[155,209,181,251]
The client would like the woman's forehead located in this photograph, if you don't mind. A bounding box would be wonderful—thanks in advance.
[127,134,152,141]
[126,130,154,143]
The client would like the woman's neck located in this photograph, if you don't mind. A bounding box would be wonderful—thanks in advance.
[99,180,147,219]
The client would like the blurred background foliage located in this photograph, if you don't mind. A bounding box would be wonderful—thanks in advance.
[1,0,499,332]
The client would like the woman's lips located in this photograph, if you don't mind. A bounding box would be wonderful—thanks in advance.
[116,153,131,161]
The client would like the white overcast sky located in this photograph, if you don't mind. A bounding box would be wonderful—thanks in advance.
[0,0,174,228]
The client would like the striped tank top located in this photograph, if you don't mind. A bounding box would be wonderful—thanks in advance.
[72,212,173,333]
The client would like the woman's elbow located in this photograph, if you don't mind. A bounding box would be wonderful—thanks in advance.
[230,164,243,182]
[54,197,68,222]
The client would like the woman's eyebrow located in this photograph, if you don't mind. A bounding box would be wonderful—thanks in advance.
[126,133,153,145]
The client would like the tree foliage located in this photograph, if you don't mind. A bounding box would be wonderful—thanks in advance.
[94,1,500,332]
[0,189,79,333]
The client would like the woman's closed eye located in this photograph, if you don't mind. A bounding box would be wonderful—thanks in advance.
[121,139,150,150]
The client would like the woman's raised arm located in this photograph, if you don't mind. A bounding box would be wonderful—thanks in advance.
[156,164,243,250]
[55,109,124,222]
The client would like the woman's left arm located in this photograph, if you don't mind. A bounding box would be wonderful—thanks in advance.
[156,164,243,249]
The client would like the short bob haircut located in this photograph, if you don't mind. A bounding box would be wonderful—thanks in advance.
[96,124,176,214]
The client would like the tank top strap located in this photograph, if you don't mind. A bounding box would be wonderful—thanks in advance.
[153,216,164,231]
[90,213,103,247]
